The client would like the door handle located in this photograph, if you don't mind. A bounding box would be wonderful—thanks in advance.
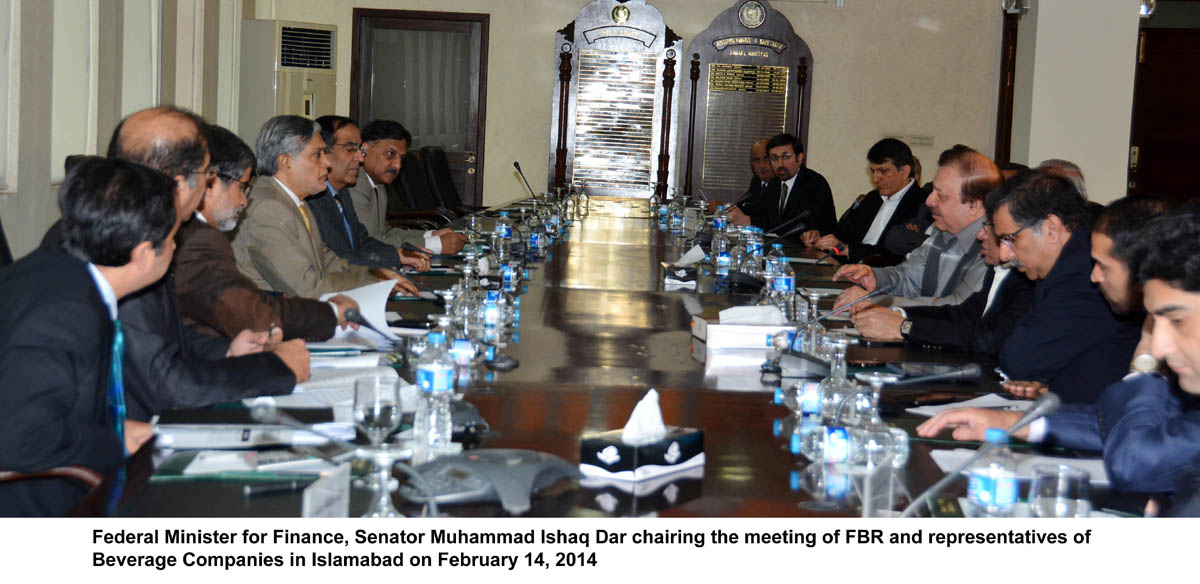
[465,155,477,164]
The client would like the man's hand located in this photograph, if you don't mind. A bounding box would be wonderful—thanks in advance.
[851,306,905,342]
[799,229,821,249]
[727,207,751,226]
[832,284,869,312]
[271,338,311,383]
[915,407,1027,441]
[814,234,844,254]
[123,420,155,455]
[226,328,270,357]
[832,264,877,291]
[398,248,432,271]
[433,228,466,254]
[371,268,421,296]
[328,294,361,330]
[1003,380,1049,399]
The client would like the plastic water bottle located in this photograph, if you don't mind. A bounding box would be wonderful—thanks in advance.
[965,428,1019,517]
[494,211,513,260]
[525,212,543,258]
[482,290,502,329]
[668,195,685,233]
[713,205,727,231]
[414,332,454,460]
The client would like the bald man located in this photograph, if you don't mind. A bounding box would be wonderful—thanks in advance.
[723,138,773,226]
[43,106,304,422]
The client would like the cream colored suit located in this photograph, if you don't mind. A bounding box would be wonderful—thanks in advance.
[231,177,380,298]
[345,167,426,249]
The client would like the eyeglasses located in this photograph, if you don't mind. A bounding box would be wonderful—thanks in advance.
[220,173,253,197]
[191,166,218,188]
[326,142,366,156]
[994,224,1031,246]
[768,152,795,163]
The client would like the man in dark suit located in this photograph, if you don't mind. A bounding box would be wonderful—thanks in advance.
[800,138,927,265]
[175,124,358,341]
[850,219,1034,354]
[723,138,772,226]
[0,158,176,516]
[305,115,430,272]
[918,203,1199,496]
[99,107,306,420]
[740,133,836,238]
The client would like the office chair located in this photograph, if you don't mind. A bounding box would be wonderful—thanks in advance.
[0,216,13,268]
[420,146,481,217]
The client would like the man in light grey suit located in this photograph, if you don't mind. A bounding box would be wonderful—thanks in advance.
[832,145,1004,313]
[231,115,419,299]
[349,119,465,255]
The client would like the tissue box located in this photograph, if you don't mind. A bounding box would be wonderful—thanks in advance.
[579,465,704,515]
[579,427,705,481]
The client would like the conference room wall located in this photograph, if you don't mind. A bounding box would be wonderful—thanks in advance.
[265,0,1002,212]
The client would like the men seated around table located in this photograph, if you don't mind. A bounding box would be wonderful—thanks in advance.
[1037,158,1087,198]
[48,107,306,421]
[916,202,1200,496]
[737,133,836,238]
[0,158,175,516]
[349,119,465,255]
[984,170,1142,403]
[849,217,1034,353]
[723,138,773,226]
[175,123,361,341]
[798,138,927,266]
[832,145,1003,311]
[231,115,420,298]
[306,115,432,273]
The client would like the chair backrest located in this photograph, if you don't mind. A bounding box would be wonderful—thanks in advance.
[397,152,442,211]
[420,146,464,210]
[0,215,13,268]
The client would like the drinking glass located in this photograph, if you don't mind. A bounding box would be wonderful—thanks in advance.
[353,376,405,518]
[1030,464,1091,517]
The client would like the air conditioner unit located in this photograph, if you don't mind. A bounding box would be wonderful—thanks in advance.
[238,20,337,146]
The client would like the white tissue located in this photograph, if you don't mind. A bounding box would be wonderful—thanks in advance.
[676,245,705,267]
[621,389,669,446]
[718,305,788,325]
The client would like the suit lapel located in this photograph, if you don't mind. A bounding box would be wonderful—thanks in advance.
[267,179,325,278]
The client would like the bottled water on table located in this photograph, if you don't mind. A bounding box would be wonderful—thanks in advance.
[414,332,455,462]
[818,333,860,423]
[964,428,1019,517]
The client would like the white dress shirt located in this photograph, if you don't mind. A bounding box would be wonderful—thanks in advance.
[862,180,914,245]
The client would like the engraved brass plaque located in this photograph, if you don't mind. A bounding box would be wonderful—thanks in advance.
[700,63,789,191]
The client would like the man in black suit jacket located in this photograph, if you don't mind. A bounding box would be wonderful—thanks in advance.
[0,158,176,516]
[307,116,430,272]
[800,138,927,266]
[89,106,305,421]
[740,133,836,238]
[989,170,1141,404]
[852,220,1034,354]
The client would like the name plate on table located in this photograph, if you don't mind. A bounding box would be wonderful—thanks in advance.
[302,462,350,517]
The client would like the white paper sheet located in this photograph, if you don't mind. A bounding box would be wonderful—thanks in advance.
[906,393,1033,417]
[931,449,1109,485]
[320,279,398,341]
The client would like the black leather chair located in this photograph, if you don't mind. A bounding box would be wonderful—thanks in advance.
[0,216,14,268]
[387,152,456,230]
[420,146,481,217]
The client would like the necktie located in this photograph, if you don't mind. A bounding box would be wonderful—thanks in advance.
[334,197,354,247]
[920,233,953,296]
[777,182,790,216]
[298,205,313,237]
[108,319,127,454]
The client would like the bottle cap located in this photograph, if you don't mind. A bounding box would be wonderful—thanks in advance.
[427,332,446,344]
[772,243,783,250]
[984,428,1008,444]
[499,211,509,217]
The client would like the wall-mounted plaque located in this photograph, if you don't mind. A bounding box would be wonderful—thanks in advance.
[677,0,812,204]
[548,0,683,198]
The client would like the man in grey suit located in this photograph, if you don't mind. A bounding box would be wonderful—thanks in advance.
[231,115,419,298]
[349,119,465,255]
[833,145,1003,312]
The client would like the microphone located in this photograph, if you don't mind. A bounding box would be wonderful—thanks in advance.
[765,219,811,242]
[401,242,435,257]
[343,307,391,339]
[513,161,538,200]
[763,210,812,239]
[891,363,982,386]
[716,190,757,215]
[899,392,1062,517]
[792,245,847,278]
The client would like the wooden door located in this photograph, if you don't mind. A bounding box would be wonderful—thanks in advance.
[1128,28,1200,203]
[351,9,489,206]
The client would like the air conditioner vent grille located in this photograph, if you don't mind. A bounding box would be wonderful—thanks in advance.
[280,26,333,69]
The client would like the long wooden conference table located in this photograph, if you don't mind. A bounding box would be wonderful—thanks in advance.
[95,197,1134,518]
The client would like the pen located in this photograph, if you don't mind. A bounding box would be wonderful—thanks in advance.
[243,480,304,497]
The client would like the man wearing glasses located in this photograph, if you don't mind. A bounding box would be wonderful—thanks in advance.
[305,115,432,272]
[739,133,836,238]
[984,169,1141,403]
[174,123,361,342]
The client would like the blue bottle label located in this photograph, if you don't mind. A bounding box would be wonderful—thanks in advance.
[967,472,1017,510]
[498,225,512,238]
[529,233,541,248]
[416,365,454,393]
[773,275,795,293]
[450,339,474,365]
[716,252,731,276]
[825,427,851,463]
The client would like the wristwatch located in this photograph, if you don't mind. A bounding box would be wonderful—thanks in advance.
[899,319,913,337]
